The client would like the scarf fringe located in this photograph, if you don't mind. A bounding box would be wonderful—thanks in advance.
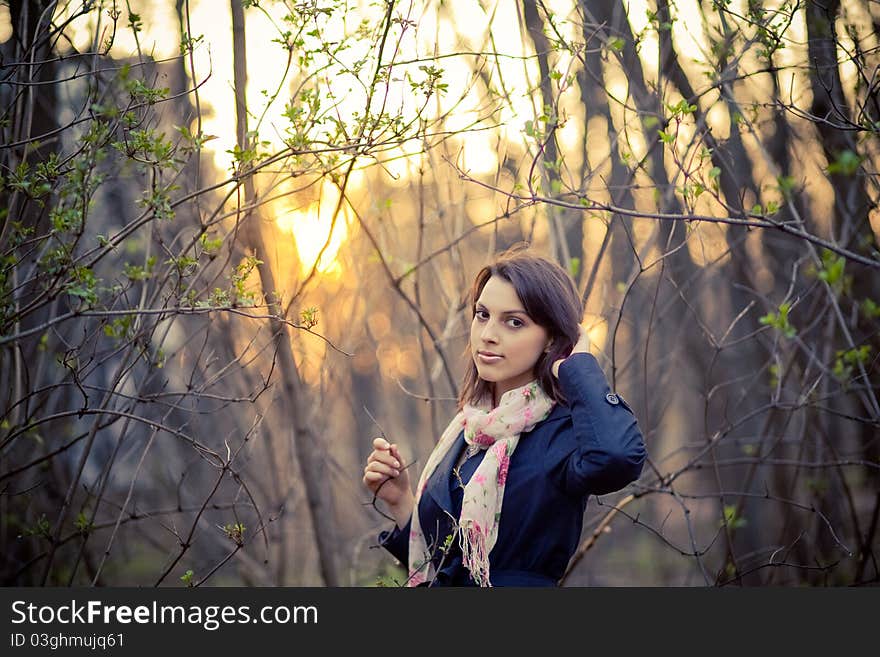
[460,522,492,587]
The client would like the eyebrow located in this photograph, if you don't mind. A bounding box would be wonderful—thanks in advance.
[475,302,528,315]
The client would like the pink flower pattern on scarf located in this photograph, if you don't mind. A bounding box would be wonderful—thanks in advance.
[473,432,494,446]
[494,442,510,486]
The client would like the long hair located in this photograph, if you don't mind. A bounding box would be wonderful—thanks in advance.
[457,245,583,410]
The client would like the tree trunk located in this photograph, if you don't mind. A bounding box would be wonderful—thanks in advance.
[805,0,879,581]
[230,0,339,586]
[521,0,578,270]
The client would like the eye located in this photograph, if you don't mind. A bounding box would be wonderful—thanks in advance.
[474,310,524,328]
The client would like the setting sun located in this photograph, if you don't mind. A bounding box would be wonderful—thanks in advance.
[275,183,350,276]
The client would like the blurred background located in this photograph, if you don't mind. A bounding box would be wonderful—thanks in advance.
[1,0,877,586]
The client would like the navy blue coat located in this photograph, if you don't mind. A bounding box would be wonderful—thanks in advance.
[378,352,647,586]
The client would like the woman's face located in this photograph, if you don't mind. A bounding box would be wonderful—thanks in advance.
[470,275,551,406]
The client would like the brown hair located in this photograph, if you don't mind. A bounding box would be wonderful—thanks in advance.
[457,244,583,410]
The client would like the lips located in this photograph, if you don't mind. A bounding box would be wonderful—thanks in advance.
[477,351,503,364]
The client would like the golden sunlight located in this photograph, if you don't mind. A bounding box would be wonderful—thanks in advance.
[0,4,12,43]
[583,312,609,360]
[275,182,350,276]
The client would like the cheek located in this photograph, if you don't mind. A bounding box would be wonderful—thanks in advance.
[518,331,548,360]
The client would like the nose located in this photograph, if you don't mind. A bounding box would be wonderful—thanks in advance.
[479,318,499,344]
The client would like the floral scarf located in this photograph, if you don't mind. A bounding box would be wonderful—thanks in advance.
[406,380,555,587]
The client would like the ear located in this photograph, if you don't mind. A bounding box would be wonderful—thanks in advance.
[543,340,553,354]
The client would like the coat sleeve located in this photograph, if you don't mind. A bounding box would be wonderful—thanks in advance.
[555,352,647,498]
[377,516,411,565]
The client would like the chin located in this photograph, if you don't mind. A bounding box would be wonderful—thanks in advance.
[474,366,500,382]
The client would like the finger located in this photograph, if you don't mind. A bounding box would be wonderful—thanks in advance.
[375,444,401,466]
[389,443,402,463]
[367,450,400,468]
[372,437,391,450]
[363,471,393,484]
[365,457,399,474]
[365,461,400,477]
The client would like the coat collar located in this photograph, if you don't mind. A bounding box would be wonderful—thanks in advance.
[543,399,571,423]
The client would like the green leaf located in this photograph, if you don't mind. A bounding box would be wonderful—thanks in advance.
[759,301,796,338]
[827,150,862,176]
[74,512,93,535]
[721,505,747,529]
[861,298,880,319]
[818,249,845,287]
[300,306,319,329]
[776,175,796,196]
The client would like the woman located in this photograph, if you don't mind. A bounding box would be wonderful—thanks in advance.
[362,247,647,586]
